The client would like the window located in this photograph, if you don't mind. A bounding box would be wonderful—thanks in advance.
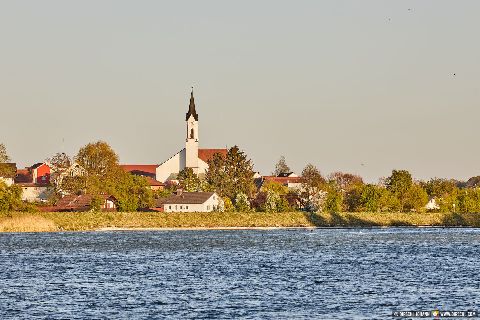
[207,205,210,210]
[190,129,194,139]
[175,205,178,210]
[180,206,183,210]
[186,206,189,210]
[169,206,171,210]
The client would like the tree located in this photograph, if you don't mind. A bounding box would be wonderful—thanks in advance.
[47,152,74,200]
[235,192,251,212]
[328,172,363,192]
[75,141,119,177]
[0,143,15,178]
[205,146,256,200]
[385,170,414,212]
[0,182,22,212]
[111,172,154,211]
[264,190,280,213]
[177,168,202,192]
[273,156,291,176]
[422,178,459,212]
[360,184,399,212]
[423,178,458,198]
[261,180,288,196]
[403,183,429,212]
[56,141,153,212]
[323,182,343,213]
[300,164,326,212]
[457,189,480,213]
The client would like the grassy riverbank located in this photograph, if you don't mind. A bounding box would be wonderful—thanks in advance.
[0,211,480,232]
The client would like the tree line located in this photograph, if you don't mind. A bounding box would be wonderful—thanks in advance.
[1,141,480,213]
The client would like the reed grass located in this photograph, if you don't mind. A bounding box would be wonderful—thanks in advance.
[0,211,479,232]
[0,214,58,232]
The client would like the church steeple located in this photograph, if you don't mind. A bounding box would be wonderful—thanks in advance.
[186,88,199,121]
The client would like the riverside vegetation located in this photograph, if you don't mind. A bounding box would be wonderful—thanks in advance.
[1,211,480,232]
[1,141,480,232]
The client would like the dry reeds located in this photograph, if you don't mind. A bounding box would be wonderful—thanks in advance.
[0,214,58,232]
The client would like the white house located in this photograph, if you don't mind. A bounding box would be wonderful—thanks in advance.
[425,197,440,211]
[17,184,50,202]
[158,191,221,213]
[155,91,227,182]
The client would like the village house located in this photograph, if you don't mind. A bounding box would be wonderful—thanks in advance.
[156,190,221,213]
[255,172,303,191]
[54,194,117,212]
[14,162,52,202]
[122,91,227,184]
[120,164,165,191]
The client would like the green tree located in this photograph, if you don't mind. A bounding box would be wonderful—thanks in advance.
[75,141,119,178]
[403,183,429,212]
[385,170,414,212]
[177,167,202,192]
[235,192,251,212]
[273,156,291,176]
[324,182,343,213]
[360,184,400,212]
[264,190,280,213]
[0,182,22,212]
[261,180,288,196]
[205,146,256,200]
[61,141,153,212]
[111,172,154,211]
[457,189,480,213]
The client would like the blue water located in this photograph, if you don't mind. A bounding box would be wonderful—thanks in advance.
[0,228,478,319]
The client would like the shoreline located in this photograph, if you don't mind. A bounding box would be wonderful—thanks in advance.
[1,211,479,233]
[93,225,480,232]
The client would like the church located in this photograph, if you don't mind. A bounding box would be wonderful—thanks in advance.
[122,91,227,184]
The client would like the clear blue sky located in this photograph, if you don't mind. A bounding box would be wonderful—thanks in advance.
[0,1,479,182]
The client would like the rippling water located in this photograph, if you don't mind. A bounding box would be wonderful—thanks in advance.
[0,228,479,319]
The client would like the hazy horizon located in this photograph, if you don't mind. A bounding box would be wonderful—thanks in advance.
[1,1,479,183]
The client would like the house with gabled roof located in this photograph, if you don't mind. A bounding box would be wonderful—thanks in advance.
[156,190,220,212]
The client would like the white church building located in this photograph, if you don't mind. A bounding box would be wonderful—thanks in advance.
[123,91,226,183]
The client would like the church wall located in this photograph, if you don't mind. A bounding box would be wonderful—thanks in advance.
[156,149,186,183]
[198,158,209,175]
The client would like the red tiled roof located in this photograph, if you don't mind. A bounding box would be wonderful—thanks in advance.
[120,165,158,178]
[15,169,33,183]
[144,177,165,187]
[262,176,303,184]
[198,149,227,163]
[55,194,115,211]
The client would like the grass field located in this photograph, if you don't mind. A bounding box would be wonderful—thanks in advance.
[0,211,479,232]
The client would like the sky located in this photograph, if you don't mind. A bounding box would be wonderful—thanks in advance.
[0,0,479,183]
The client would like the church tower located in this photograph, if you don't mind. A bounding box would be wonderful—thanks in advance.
[185,89,199,173]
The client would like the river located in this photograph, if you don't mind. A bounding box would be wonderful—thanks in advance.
[0,228,478,319]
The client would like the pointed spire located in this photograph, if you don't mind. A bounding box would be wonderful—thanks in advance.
[186,87,199,121]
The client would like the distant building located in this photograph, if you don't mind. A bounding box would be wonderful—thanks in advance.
[425,197,440,211]
[120,164,165,191]
[255,174,303,191]
[55,194,117,212]
[14,162,52,202]
[156,191,220,213]
[121,91,227,183]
